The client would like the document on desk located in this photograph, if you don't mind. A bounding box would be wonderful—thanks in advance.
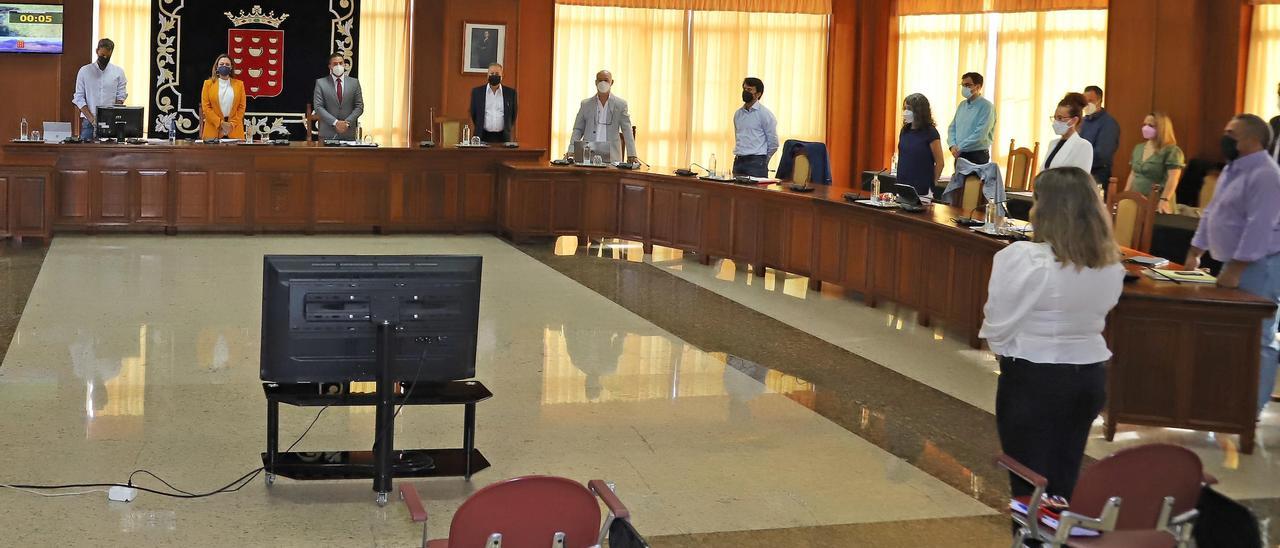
[1007,190,1033,197]
[749,176,782,183]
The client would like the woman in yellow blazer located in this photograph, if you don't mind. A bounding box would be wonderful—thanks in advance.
[200,54,246,139]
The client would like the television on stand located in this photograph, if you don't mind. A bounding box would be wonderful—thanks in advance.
[260,255,482,384]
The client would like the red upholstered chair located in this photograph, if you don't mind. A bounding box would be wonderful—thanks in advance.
[997,444,1208,547]
[426,476,636,548]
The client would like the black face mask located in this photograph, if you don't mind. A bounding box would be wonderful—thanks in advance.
[1221,135,1240,161]
[487,74,501,86]
[742,90,754,103]
[97,55,110,69]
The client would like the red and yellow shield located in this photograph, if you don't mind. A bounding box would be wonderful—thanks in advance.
[228,28,283,99]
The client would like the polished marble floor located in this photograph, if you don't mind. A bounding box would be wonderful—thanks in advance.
[0,235,1002,546]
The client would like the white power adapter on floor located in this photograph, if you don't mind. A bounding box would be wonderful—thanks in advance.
[107,486,137,503]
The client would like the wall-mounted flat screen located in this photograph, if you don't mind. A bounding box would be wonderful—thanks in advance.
[0,3,63,54]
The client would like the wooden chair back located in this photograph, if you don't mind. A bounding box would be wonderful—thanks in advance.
[1006,139,1040,191]
[1109,187,1158,252]
[961,174,983,213]
[1199,172,1220,208]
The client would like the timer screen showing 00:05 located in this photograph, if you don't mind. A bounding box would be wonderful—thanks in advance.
[10,11,62,25]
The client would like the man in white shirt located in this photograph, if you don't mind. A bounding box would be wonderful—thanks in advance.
[469,63,517,143]
[733,77,779,178]
[72,38,128,140]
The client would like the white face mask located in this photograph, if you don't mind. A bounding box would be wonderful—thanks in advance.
[902,110,914,125]
[596,81,611,94]
[1083,103,1099,116]
[330,64,345,77]
[1052,119,1073,136]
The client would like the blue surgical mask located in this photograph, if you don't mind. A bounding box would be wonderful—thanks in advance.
[961,87,973,99]
[217,66,232,77]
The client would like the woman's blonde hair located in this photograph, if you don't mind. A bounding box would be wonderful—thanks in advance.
[1030,167,1120,269]
[1149,111,1177,150]
[209,53,233,81]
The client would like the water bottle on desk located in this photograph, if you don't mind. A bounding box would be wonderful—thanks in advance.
[871,173,881,204]
[709,153,717,178]
[19,117,28,141]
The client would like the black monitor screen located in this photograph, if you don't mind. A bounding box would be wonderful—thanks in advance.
[96,106,144,139]
[260,255,482,384]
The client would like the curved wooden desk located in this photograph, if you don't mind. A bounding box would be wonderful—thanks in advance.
[498,163,1276,452]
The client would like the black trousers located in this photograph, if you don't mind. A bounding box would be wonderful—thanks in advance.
[995,356,1106,500]
[479,130,507,144]
[959,149,990,165]
[733,155,768,178]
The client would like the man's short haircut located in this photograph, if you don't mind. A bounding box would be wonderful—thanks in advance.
[328,53,345,63]
[743,77,765,96]
[488,63,503,70]
[1233,114,1273,146]
[962,72,984,86]
[97,38,115,51]
[1084,85,1103,97]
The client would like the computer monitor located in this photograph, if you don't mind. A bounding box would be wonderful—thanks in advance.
[260,255,483,384]
[95,106,144,140]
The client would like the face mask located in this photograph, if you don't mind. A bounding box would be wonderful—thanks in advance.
[97,55,110,69]
[330,64,345,77]
[1221,135,1240,161]
[487,74,501,86]
[961,86,973,99]
[1083,103,1098,116]
[1141,125,1157,140]
[217,66,232,77]
[1052,119,1072,136]
[1275,95,1279,113]
[596,81,611,94]
[742,90,754,103]
[902,110,914,125]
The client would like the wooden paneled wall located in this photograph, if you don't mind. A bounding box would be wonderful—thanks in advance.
[0,0,91,148]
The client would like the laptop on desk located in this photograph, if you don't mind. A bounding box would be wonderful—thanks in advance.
[43,121,72,143]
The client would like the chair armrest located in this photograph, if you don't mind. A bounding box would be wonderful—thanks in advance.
[1051,497,1121,545]
[588,480,630,520]
[995,454,1048,489]
[1202,473,1218,486]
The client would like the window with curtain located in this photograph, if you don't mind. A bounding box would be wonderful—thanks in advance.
[896,9,1106,174]
[356,0,411,146]
[1245,5,1280,121]
[96,0,151,126]
[552,4,829,170]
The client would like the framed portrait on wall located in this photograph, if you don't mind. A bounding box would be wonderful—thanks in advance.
[463,23,505,73]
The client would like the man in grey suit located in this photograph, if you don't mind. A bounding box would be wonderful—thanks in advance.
[313,53,364,140]
[565,70,639,164]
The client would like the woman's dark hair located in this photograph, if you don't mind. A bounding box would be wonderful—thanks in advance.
[1058,92,1087,120]
[903,93,935,130]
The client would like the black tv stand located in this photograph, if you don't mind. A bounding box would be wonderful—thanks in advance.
[262,322,491,506]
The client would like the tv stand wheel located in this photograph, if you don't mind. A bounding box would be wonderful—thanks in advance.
[375,492,389,507]
[264,472,275,487]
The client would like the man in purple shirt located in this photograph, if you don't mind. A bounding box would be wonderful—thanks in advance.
[1186,114,1280,415]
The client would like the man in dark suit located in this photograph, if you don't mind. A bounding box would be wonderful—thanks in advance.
[1270,82,1280,163]
[470,63,517,143]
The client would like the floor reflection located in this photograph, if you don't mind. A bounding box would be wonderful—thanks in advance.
[70,325,148,439]
[541,325,816,407]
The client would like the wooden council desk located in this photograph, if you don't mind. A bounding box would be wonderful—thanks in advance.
[0,141,544,238]
[497,163,1276,453]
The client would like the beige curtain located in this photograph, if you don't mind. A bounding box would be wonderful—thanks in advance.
[552,6,692,166]
[356,0,411,146]
[895,0,1107,15]
[1245,5,1280,120]
[552,5,828,170]
[689,11,829,171]
[895,13,990,175]
[992,10,1108,170]
[97,0,151,127]
[558,0,831,15]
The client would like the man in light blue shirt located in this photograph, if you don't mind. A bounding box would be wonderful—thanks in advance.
[72,38,128,140]
[733,77,779,178]
[947,72,996,165]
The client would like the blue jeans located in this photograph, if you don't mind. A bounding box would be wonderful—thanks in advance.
[1238,252,1280,414]
[733,155,768,178]
[80,119,95,140]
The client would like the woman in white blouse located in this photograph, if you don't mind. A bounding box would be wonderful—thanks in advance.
[1039,93,1094,177]
[980,166,1124,503]
[200,54,246,140]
